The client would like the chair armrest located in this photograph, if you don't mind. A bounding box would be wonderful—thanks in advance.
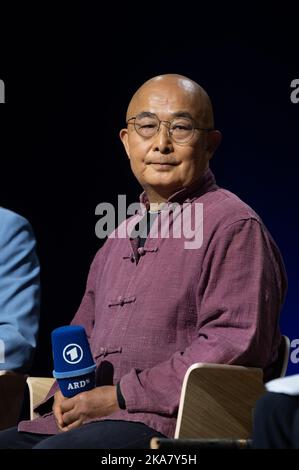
[175,363,265,439]
[0,370,27,430]
[26,377,55,420]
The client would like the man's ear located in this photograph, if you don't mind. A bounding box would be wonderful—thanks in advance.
[206,130,222,154]
[119,128,130,160]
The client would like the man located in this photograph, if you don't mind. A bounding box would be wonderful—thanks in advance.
[0,207,40,372]
[0,74,287,448]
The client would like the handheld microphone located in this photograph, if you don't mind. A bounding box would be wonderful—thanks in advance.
[51,325,96,398]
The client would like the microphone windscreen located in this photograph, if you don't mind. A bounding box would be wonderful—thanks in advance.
[51,325,96,398]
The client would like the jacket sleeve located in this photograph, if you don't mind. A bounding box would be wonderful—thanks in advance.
[119,218,287,415]
[0,211,40,372]
[34,243,106,410]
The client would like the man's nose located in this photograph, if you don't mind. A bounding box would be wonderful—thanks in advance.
[153,122,173,154]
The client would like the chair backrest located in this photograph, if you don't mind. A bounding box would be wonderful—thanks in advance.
[26,376,55,420]
[270,335,290,379]
[174,363,265,439]
[279,335,290,377]
[170,337,290,445]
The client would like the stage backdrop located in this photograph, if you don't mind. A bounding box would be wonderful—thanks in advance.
[0,5,298,376]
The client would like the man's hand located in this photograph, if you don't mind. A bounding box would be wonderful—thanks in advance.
[54,386,120,432]
[52,389,68,432]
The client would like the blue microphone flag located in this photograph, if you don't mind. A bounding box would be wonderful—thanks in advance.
[51,325,96,397]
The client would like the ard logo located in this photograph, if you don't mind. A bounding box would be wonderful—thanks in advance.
[68,378,90,390]
[0,80,4,103]
[63,343,83,364]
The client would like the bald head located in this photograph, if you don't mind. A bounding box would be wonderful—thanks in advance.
[120,74,222,202]
[126,74,214,128]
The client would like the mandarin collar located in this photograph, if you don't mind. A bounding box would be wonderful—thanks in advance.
[139,168,218,210]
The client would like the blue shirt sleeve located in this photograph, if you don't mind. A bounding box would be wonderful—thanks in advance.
[0,208,40,372]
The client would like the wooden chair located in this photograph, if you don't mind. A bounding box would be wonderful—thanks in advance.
[26,376,55,420]
[175,362,265,440]
[151,335,290,449]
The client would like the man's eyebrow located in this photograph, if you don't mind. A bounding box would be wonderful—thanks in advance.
[135,111,194,119]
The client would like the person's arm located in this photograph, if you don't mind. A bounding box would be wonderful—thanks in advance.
[119,218,287,415]
[49,244,122,430]
[0,211,40,372]
[35,245,108,418]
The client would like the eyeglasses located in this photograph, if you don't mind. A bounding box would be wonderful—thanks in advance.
[127,113,213,144]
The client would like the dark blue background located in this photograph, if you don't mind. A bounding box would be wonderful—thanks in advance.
[0,4,298,375]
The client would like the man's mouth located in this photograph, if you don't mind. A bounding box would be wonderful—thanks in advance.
[147,161,177,166]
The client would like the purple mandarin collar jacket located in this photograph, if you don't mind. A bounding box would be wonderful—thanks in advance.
[19,168,287,438]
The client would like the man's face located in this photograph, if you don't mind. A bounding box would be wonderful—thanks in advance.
[120,79,218,200]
